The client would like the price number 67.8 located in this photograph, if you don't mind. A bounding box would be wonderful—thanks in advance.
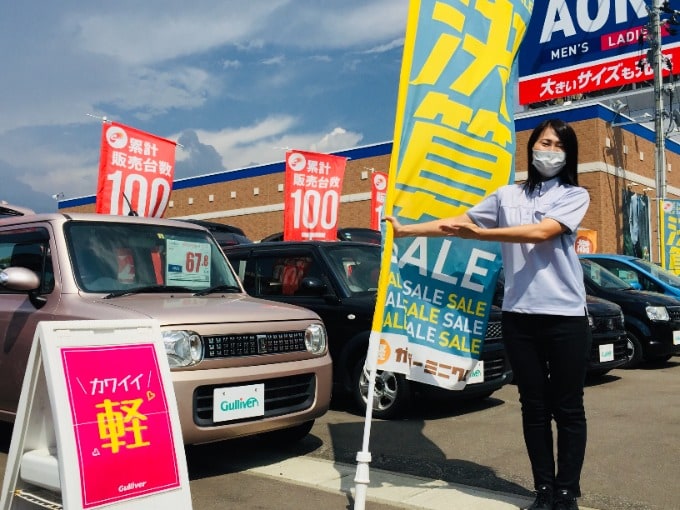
[185,252,208,273]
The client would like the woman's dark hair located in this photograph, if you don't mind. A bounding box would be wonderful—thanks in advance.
[524,118,579,193]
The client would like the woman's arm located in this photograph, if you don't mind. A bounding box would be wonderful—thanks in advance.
[448,217,566,243]
[384,214,474,238]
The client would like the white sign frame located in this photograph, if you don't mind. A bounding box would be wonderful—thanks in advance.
[0,320,192,510]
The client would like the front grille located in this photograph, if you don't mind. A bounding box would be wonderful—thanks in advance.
[667,306,680,322]
[591,314,625,333]
[194,374,316,426]
[484,321,503,346]
[590,334,628,362]
[483,356,506,380]
[203,330,307,359]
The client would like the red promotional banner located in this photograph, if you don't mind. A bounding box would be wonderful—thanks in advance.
[283,150,347,241]
[96,122,176,217]
[369,171,388,230]
[61,344,180,508]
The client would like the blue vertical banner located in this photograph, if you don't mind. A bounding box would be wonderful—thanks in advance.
[660,199,680,274]
[369,0,533,390]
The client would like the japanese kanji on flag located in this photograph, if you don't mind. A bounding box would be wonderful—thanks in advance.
[283,149,347,241]
[96,122,176,218]
[369,171,388,230]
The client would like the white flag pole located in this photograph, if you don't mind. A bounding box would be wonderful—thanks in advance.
[352,337,381,510]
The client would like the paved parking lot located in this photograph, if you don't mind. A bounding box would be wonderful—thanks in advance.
[0,359,677,509]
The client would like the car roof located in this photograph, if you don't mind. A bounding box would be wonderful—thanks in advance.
[225,240,379,251]
[579,254,637,261]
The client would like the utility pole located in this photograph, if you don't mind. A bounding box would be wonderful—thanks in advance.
[651,0,666,206]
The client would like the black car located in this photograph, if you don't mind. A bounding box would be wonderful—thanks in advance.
[224,240,513,419]
[177,219,253,247]
[493,270,628,376]
[580,258,680,367]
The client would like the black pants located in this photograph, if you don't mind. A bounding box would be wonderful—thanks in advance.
[502,312,592,497]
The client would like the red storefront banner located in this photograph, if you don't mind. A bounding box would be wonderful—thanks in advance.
[519,45,680,105]
[283,150,347,241]
[96,122,176,217]
[369,171,388,230]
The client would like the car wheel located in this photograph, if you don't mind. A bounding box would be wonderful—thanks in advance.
[352,355,411,419]
[622,331,643,369]
[260,420,314,444]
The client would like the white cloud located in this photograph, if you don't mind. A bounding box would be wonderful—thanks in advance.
[174,117,362,172]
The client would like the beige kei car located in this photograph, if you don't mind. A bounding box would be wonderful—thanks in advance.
[0,205,332,444]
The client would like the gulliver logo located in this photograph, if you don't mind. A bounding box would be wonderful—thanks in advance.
[287,152,307,171]
[220,396,260,412]
[105,125,128,149]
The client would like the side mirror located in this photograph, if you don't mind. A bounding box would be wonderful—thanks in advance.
[298,276,328,296]
[0,267,40,291]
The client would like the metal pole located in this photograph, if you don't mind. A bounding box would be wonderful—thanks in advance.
[652,0,666,262]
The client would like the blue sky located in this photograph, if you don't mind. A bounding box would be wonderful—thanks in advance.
[0,1,408,212]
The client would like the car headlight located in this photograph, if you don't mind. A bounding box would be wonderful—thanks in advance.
[305,323,327,355]
[162,330,203,367]
[645,306,670,321]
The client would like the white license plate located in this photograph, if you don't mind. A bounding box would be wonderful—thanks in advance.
[213,383,265,422]
[467,360,484,384]
[674,331,680,345]
[599,343,614,362]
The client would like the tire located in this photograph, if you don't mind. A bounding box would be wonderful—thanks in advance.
[352,355,412,420]
[622,331,644,369]
[260,420,314,444]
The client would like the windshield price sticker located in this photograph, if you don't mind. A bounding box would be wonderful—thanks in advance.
[166,239,211,287]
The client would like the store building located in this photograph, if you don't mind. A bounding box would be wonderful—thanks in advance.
[60,99,680,262]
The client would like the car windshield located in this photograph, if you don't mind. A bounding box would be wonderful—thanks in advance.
[65,221,240,294]
[324,244,382,294]
[580,259,633,291]
[629,257,680,287]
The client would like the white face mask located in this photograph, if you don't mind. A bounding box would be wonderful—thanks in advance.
[532,150,566,178]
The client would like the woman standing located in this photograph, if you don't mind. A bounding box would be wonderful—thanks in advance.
[385,118,591,510]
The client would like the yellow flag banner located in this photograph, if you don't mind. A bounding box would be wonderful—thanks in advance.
[369,0,533,390]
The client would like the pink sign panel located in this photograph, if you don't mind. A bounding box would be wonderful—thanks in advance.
[61,344,180,508]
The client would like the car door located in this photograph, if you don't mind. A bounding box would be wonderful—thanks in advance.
[0,226,59,416]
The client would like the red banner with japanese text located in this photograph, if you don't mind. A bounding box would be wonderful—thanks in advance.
[96,122,176,217]
[369,171,388,230]
[283,150,347,241]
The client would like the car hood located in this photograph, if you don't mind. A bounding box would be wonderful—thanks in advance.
[78,293,320,325]
[585,295,622,315]
[590,288,680,307]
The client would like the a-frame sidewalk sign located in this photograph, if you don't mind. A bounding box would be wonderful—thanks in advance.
[0,320,192,510]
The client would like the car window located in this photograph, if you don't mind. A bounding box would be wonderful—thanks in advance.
[580,259,632,291]
[229,251,327,297]
[65,221,239,292]
[325,244,381,294]
[630,257,680,287]
[0,228,55,294]
[591,259,643,287]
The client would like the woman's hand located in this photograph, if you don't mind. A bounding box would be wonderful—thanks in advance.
[383,216,405,237]
[441,223,482,239]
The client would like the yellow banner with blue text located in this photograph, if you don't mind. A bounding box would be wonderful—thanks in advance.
[369,0,533,390]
